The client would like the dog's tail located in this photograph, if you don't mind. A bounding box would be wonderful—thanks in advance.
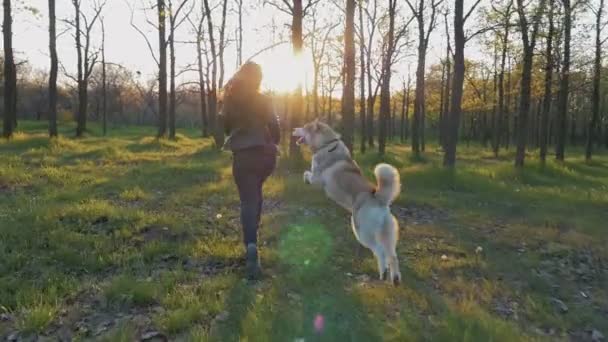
[374,163,401,206]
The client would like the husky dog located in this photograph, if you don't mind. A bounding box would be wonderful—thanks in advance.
[293,120,402,285]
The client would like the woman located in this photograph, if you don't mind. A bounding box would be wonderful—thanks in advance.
[222,62,280,280]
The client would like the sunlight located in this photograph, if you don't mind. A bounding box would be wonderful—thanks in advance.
[256,45,313,94]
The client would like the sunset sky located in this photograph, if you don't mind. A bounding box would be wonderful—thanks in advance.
[9,0,596,93]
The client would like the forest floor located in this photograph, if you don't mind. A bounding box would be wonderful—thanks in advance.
[0,121,607,341]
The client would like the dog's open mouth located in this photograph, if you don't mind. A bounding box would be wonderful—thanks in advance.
[292,128,306,145]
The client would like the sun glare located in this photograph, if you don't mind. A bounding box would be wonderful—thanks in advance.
[257,45,312,94]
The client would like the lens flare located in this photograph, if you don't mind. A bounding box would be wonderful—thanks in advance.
[313,314,325,334]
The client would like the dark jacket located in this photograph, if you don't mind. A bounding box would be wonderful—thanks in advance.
[223,94,280,153]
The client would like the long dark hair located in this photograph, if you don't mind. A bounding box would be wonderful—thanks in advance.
[222,62,264,129]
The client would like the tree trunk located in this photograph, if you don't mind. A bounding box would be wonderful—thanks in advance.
[443,0,464,167]
[73,0,85,137]
[411,39,425,157]
[48,0,58,137]
[169,12,177,140]
[586,0,604,162]
[157,0,168,138]
[378,0,396,155]
[359,0,366,153]
[555,0,570,161]
[101,20,107,136]
[196,16,208,137]
[442,52,452,150]
[290,0,304,156]
[342,0,356,153]
[514,0,545,167]
[540,0,554,164]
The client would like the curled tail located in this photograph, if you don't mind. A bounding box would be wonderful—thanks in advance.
[374,163,401,206]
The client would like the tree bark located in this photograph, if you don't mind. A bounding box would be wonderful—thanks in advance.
[359,0,366,153]
[585,0,604,162]
[195,8,208,137]
[157,0,168,137]
[289,0,304,156]
[540,0,554,164]
[555,0,570,161]
[101,19,107,136]
[514,0,545,167]
[378,0,396,155]
[494,2,511,157]
[443,0,465,167]
[342,0,356,153]
[48,0,58,137]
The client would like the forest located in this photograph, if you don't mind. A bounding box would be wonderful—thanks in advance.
[1,0,607,341]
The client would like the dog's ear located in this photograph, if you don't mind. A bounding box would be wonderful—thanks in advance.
[311,118,320,131]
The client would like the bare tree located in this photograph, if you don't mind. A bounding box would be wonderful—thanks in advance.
[203,0,229,148]
[401,76,411,142]
[65,0,105,137]
[539,0,554,164]
[378,0,398,154]
[101,17,107,136]
[48,0,58,137]
[267,0,321,155]
[364,0,381,148]
[168,0,192,139]
[235,0,244,66]
[513,0,546,167]
[3,0,16,138]
[188,2,209,136]
[358,0,367,153]
[442,0,484,167]
[309,12,338,121]
[555,0,571,161]
[585,0,606,162]
[342,0,356,152]
[491,0,514,157]
[405,0,443,158]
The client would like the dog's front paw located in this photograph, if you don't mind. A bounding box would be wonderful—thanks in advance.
[303,171,312,184]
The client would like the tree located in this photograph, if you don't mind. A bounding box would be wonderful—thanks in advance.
[440,11,452,149]
[3,0,16,139]
[514,0,546,167]
[539,0,554,164]
[48,0,58,137]
[378,0,398,155]
[267,0,320,155]
[364,0,381,148]
[342,0,356,153]
[188,1,209,137]
[167,0,192,139]
[101,17,107,136]
[128,0,168,137]
[442,0,484,167]
[400,76,411,142]
[555,0,570,161]
[585,0,606,162]
[358,0,367,153]
[491,0,514,157]
[405,0,443,158]
[203,0,229,148]
[66,0,105,137]
[309,12,338,123]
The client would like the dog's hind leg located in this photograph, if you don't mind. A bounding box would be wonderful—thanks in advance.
[371,245,388,280]
[380,215,401,286]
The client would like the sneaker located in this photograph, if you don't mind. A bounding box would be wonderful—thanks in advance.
[245,243,262,280]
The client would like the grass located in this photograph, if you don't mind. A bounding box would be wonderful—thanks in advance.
[0,120,607,340]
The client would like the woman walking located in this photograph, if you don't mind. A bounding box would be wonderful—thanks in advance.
[222,62,280,280]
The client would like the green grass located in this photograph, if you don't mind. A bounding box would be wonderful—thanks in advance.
[0,120,607,340]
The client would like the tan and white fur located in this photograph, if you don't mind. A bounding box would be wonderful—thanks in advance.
[293,120,402,285]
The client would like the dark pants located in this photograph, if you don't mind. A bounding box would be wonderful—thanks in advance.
[232,147,276,246]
